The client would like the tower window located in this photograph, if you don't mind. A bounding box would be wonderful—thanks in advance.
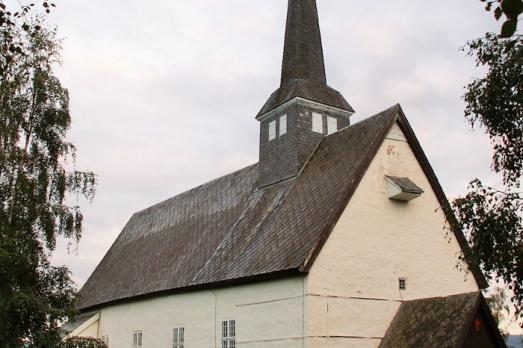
[327,116,337,135]
[279,115,287,136]
[222,320,236,348]
[268,120,276,141]
[399,278,407,290]
[312,113,323,133]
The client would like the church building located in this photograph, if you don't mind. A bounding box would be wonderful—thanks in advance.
[67,1,507,347]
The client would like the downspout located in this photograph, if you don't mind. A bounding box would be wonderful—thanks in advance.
[302,277,305,348]
[96,312,101,339]
[211,290,217,348]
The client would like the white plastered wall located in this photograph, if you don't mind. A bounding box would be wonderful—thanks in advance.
[95,277,305,348]
[82,322,99,338]
[304,122,479,348]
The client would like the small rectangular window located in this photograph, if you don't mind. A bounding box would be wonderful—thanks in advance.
[133,331,143,348]
[102,335,109,346]
[399,278,407,290]
[173,327,184,348]
[229,320,235,338]
[279,115,287,136]
[222,320,236,348]
[327,116,337,135]
[312,113,323,134]
[268,120,276,141]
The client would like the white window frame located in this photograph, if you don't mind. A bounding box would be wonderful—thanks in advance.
[133,331,143,348]
[327,116,337,135]
[173,327,184,348]
[222,320,236,348]
[279,114,287,136]
[312,113,323,134]
[268,120,276,141]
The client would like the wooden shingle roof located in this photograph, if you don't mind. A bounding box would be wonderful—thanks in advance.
[379,292,507,348]
[78,105,486,310]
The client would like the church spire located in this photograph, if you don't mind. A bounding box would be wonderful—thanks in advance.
[256,0,353,118]
[281,0,326,85]
[256,0,354,188]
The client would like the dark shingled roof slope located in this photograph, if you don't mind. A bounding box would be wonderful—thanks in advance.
[78,105,486,310]
[379,292,507,348]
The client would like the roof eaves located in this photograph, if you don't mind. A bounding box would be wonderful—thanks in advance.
[79,268,303,313]
[134,163,259,216]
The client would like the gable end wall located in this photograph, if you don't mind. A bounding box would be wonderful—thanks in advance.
[304,122,479,348]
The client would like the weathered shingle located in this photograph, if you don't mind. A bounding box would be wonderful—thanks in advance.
[379,292,506,348]
[380,293,479,348]
[386,175,424,194]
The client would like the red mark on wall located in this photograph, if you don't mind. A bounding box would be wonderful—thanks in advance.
[387,145,396,156]
[474,318,482,332]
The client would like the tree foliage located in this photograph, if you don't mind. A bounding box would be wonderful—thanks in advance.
[455,181,522,309]
[463,34,523,186]
[0,1,96,346]
[481,0,523,37]
[454,8,523,325]
[62,337,107,348]
[486,287,512,339]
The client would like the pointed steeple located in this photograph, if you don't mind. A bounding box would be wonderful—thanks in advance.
[281,0,326,85]
[256,0,354,118]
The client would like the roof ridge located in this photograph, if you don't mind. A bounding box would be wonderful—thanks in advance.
[334,104,400,131]
[401,291,481,304]
[133,162,259,216]
[319,103,400,143]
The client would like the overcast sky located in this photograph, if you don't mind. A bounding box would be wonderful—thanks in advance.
[25,0,512,330]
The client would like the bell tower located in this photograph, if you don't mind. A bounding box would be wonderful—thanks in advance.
[257,0,354,188]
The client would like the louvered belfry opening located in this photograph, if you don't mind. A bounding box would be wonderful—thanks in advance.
[257,0,354,188]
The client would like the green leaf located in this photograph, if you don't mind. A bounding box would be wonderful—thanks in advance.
[501,18,518,37]
[501,0,523,19]
[495,6,504,19]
